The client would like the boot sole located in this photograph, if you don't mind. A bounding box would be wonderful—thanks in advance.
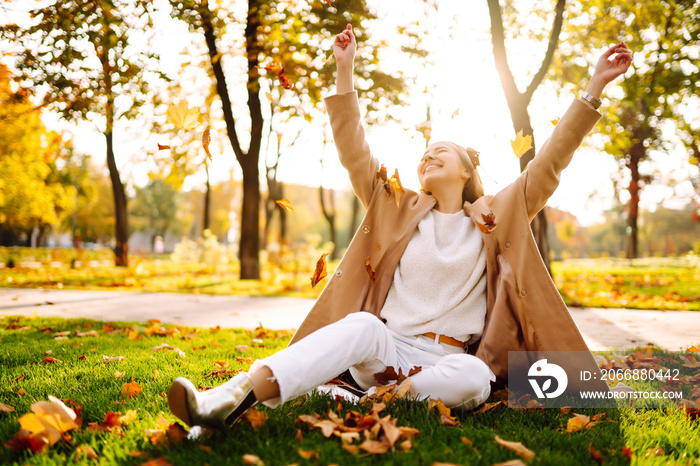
[168,379,193,427]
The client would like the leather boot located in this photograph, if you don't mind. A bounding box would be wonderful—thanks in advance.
[168,372,258,429]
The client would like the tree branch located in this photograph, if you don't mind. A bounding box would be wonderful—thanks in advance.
[524,0,566,102]
[487,0,520,106]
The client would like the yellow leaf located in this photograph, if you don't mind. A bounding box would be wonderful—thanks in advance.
[166,101,199,130]
[119,410,138,424]
[551,117,560,126]
[114,371,125,379]
[74,444,99,461]
[510,129,533,158]
[275,199,295,213]
[243,407,268,431]
[242,453,264,465]
[388,169,405,208]
[18,396,78,446]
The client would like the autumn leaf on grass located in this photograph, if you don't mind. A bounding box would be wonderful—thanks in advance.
[373,366,400,385]
[142,458,173,466]
[681,399,700,420]
[310,252,330,288]
[243,407,268,431]
[122,377,142,399]
[42,356,61,364]
[152,343,186,358]
[242,454,264,466]
[566,413,597,433]
[494,434,536,460]
[0,402,15,413]
[589,444,605,464]
[74,444,98,461]
[103,355,125,363]
[428,399,459,426]
[202,126,212,161]
[167,101,199,130]
[10,395,79,450]
[510,129,533,158]
[365,256,376,284]
[275,199,295,213]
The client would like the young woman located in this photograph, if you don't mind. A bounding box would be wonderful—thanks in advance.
[168,25,632,429]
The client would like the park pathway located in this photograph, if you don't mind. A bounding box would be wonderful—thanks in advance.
[1,288,698,352]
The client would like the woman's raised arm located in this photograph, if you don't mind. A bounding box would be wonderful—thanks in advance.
[324,24,380,208]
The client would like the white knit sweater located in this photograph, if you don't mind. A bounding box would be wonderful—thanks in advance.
[380,207,487,344]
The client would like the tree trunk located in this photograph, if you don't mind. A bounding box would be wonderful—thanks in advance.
[626,142,643,259]
[105,128,129,267]
[203,163,211,232]
[201,0,263,279]
[487,0,565,274]
[319,186,337,260]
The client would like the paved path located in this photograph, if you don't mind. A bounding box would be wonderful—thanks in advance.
[1,288,698,352]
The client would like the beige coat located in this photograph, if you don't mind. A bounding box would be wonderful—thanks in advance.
[289,90,610,395]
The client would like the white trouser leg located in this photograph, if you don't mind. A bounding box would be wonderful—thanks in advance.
[251,312,397,407]
[408,353,496,409]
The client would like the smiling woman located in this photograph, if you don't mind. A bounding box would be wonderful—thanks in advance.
[167,23,632,430]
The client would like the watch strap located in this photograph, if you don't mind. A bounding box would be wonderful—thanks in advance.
[580,91,602,109]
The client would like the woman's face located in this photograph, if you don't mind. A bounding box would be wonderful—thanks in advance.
[417,141,470,193]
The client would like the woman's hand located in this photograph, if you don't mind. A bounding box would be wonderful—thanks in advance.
[585,42,633,100]
[333,24,356,68]
[333,24,355,94]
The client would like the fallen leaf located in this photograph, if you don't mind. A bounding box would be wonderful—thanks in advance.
[0,402,15,413]
[42,356,60,364]
[234,345,250,352]
[242,453,264,465]
[620,445,633,460]
[74,444,98,461]
[243,407,268,430]
[122,378,142,399]
[114,371,125,379]
[400,439,413,451]
[359,438,392,454]
[77,355,87,361]
[680,399,700,420]
[17,395,78,446]
[494,434,535,460]
[202,126,212,161]
[199,445,213,453]
[151,343,186,358]
[511,129,532,158]
[18,388,26,396]
[142,458,173,466]
[645,447,665,457]
[167,101,199,130]
[365,256,376,285]
[166,423,188,443]
[275,199,295,213]
[119,410,138,425]
[374,367,400,385]
[310,252,330,288]
[298,448,318,459]
[76,330,99,337]
[394,379,412,399]
[589,443,605,464]
[102,355,125,363]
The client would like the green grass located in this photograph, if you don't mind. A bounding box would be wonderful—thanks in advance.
[552,257,700,311]
[2,316,699,465]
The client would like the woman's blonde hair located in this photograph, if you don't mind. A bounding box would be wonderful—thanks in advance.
[446,142,485,204]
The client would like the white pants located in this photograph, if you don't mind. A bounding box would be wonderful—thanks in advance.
[250,312,496,410]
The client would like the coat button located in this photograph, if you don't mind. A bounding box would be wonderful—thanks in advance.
[362,225,370,234]
[520,289,527,297]
[335,268,343,277]
[505,241,511,248]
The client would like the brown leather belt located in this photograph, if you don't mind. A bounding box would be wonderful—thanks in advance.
[421,332,468,348]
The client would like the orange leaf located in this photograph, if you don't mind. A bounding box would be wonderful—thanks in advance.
[494,434,535,460]
[142,458,173,466]
[243,407,268,431]
[157,143,171,150]
[621,445,634,460]
[165,423,188,443]
[275,199,295,213]
[298,448,319,459]
[42,356,60,364]
[310,252,330,288]
[365,256,376,284]
[589,443,605,464]
[551,117,560,126]
[202,126,212,161]
[242,453,264,465]
[388,169,405,207]
[121,378,142,399]
[373,366,400,385]
[256,62,284,74]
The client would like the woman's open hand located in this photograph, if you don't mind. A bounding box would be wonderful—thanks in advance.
[333,24,356,67]
[593,42,633,85]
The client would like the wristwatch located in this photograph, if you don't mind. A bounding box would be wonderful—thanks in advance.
[580,91,602,109]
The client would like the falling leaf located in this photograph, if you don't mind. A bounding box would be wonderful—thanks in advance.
[167,101,199,130]
[451,108,460,119]
[242,453,264,465]
[310,252,330,288]
[202,126,212,161]
[152,343,186,358]
[243,407,268,430]
[265,92,273,102]
[157,143,171,150]
[365,256,376,284]
[256,62,284,74]
[122,378,142,399]
[551,117,560,126]
[74,444,98,461]
[510,129,533,158]
[275,199,296,213]
[388,169,405,207]
[0,402,15,413]
[494,434,535,460]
